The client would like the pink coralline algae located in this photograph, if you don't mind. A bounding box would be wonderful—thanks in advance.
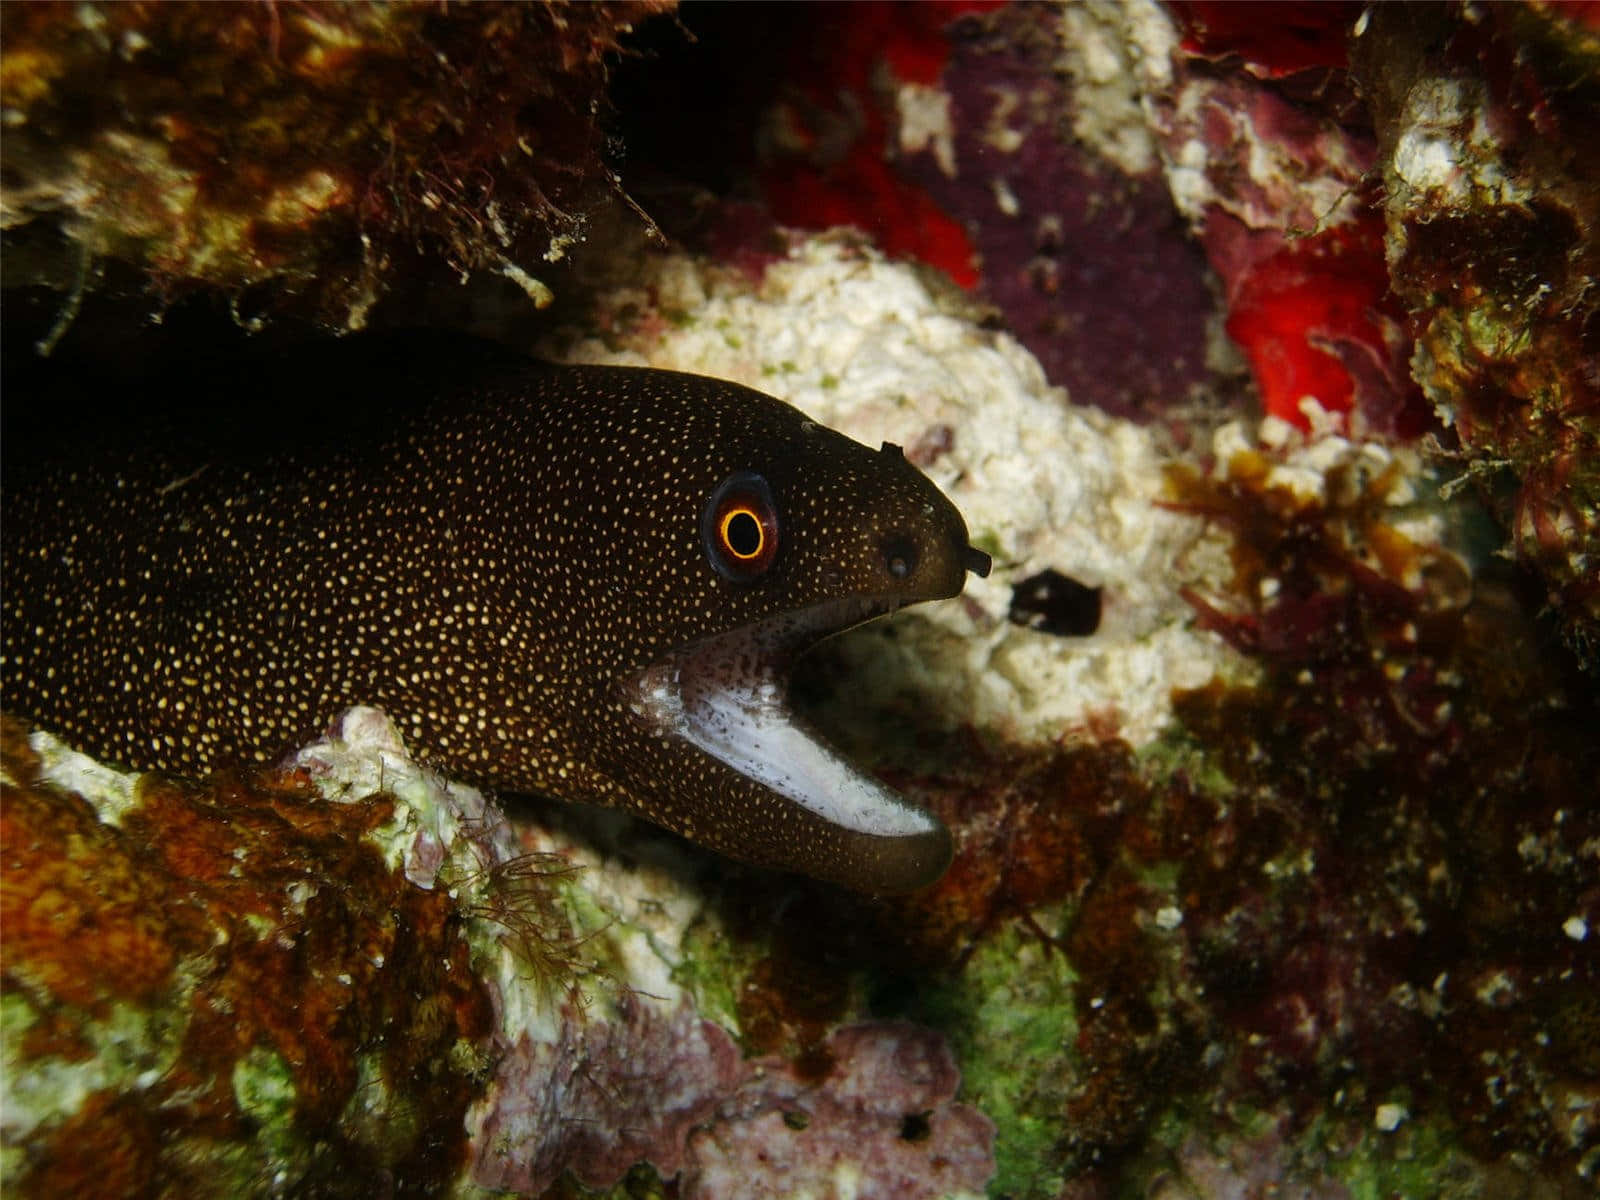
[682,1022,996,1200]
[469,991,744,1194]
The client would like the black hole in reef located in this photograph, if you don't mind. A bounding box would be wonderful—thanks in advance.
[899,1111,932,1142]
[1008,567,1102,637]
[883,534,919,580]
[726,509,762,557]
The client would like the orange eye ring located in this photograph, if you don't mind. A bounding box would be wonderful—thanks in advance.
[719,506,767,561]
[703,471,779,581]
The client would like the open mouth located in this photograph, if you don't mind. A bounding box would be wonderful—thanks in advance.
[623,595,942,838]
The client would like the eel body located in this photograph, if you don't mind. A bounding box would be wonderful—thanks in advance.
[1,333,989,893]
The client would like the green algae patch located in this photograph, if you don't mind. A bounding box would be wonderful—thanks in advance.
[906,919,1080,1199]
[673,914,750,1041]
[1304,1108,1485,1200]
[231,1047,302,1181]
[1135,724,1238,804]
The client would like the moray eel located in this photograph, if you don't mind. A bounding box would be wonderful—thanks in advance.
[1,333,989,893]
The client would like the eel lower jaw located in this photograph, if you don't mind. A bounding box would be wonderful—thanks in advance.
[623,596,944,841]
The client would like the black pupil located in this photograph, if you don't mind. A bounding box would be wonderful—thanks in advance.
[727,510,762,557]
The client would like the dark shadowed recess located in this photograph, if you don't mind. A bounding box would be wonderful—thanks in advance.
[607,1,790,208]
[608,2,901,231]
[2,288,424,464]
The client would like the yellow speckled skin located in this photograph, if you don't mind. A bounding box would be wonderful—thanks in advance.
[2,335,978,892]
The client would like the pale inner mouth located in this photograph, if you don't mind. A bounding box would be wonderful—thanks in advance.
[625,598,940,839]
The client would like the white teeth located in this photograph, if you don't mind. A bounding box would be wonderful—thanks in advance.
[626,601,940,839]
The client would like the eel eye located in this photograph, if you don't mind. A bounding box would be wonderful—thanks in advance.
[703,471,779,581]
[882,534,919,581]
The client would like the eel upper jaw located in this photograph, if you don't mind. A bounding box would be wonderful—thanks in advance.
[622,595,943,840]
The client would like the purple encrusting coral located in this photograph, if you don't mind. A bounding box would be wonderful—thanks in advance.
[900,4,1216,422]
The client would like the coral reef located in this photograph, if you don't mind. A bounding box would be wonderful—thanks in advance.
[698,0,1598,656]
[543,231,1599,1195]
[2,702,999,1198]
[1161,422,1599,1179]
[617,0,1217,421]
[682,1022,995,1200]
[0,713,495,1197]
[0,0,672,330]
[1150,1,1427,438]
[1352,2,1600,665]
[6,2,1600,1196]
[871,418,1599,1197]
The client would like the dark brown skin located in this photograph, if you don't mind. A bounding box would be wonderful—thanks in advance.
[1,334,988,892]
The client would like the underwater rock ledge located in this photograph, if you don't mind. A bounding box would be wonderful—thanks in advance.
[0,0,675,329]
[2,708,996,1197]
